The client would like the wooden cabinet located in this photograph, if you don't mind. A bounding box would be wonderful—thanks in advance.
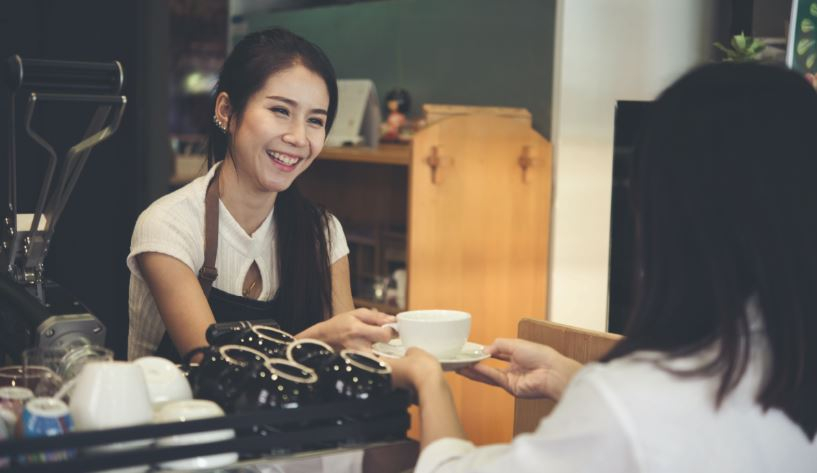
[301,110,553,445]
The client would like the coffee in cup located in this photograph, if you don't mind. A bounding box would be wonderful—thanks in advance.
[387,310,471,358]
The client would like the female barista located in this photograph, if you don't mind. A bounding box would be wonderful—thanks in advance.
[127,28,394,360]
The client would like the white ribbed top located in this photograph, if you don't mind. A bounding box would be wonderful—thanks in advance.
[127,163,348,360]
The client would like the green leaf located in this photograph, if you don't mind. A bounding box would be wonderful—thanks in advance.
[732,33,747,50]
[798,38,816,55]
[747,40,766,54]
[811,2,817,17]
[803,18,815,33]
[807,53,817,69]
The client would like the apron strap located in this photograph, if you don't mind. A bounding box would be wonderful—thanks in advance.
[197,166,220,296]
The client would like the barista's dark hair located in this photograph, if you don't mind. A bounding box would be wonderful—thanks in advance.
[602,63,817,440]
[207,28,339,331]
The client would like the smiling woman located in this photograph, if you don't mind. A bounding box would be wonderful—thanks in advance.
[127,28,396,362]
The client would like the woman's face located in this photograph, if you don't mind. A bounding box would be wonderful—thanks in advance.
[226,64,330,194]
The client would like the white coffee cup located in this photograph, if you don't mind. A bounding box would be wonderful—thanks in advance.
[154,400,237,470]
[133,357,192,408]
[68,362,153,431]
[67,361,154,473]
[387,310,471,358]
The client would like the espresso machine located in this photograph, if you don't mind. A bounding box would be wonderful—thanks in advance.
[0,55,127,361]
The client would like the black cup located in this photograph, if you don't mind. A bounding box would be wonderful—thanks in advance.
[243,325,294,358]
[206,323,293,359]
[286,339,337,371]
[176,361,200,385]
[183,344,269,411]
[242,358,320,447]
[320,349,392,401]
[259,358,319,409]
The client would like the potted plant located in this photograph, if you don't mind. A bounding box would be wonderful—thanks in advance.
[714,32,767,62]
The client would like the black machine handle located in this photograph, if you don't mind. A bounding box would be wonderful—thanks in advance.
[205,319,282,345]
[6,55,123,95]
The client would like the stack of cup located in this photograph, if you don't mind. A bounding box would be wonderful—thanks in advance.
[0,382,76,466]
[0,383,34,439]
[153,399,238,470]
[19,397,75,464]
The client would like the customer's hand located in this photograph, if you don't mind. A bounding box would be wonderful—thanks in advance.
[386,348,466,447]
[387,347,445,394]
[458,338,582,401]
[297,308,396,351]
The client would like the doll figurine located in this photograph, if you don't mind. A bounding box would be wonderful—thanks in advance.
[381,88,411,142]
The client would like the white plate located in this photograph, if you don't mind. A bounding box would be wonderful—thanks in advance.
[373,339,490,371]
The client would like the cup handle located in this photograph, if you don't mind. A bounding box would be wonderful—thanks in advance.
[53,377,77,401]
[182,346,209,366]
[383,323,399,337]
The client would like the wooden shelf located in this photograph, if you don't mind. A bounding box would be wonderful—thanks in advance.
[353,297,402,315]
[319,144,411,166]
[170,153,208,186]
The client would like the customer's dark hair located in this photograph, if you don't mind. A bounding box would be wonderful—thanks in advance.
[602,63,817,440]
[206,27,339,330]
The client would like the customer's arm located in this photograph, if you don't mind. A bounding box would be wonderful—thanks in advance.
[389,348,467,448]
[413,365,640,473]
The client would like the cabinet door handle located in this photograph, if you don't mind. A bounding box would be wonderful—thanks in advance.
[425,146,440,184]
[518,146,532,183]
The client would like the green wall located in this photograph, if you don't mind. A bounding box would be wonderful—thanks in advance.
[239,0,556,137]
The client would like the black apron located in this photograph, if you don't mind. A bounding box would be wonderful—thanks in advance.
[154,167,288,362]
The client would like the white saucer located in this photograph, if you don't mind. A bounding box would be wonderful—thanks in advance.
[372,339,490,371]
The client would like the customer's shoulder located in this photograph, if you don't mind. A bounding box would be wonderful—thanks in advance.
[579,353,679,395]
[579,351,717,410]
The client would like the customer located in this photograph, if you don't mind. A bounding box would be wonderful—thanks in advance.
[128,28,394,361]
[390,62,817,472]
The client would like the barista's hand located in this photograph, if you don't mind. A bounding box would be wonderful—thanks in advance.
[457,338,582,401]
[298,308,395,351]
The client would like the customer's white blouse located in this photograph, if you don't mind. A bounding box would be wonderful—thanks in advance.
[416,322,817,472]
[127,163,349,360]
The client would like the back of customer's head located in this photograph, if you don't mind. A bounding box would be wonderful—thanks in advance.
[604,62,817,439]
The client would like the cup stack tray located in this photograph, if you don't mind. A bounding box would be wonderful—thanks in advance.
[0,389,411,472]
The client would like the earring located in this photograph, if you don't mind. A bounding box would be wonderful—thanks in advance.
[213,114,227,133]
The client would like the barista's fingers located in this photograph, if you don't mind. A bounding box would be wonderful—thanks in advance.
[351,308,396,326]
[343,338,374,352]
[354,324,394,344]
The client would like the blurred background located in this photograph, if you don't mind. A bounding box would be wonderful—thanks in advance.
[0,0,795,359]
